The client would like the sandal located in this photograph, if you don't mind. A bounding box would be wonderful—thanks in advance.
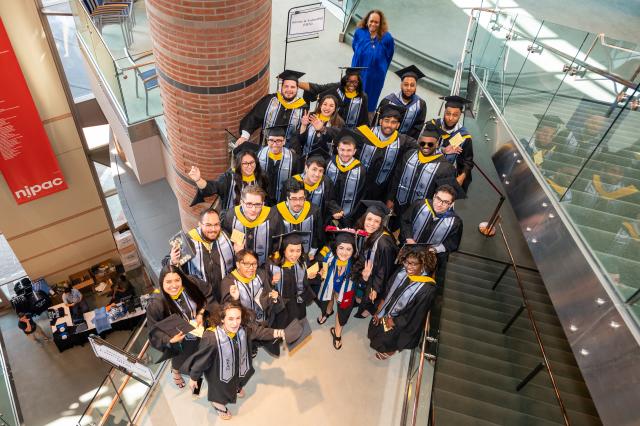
[212,403,232,420]
[171,370,185,388]
[237,388,246,398]
[375,351,395,360]
[317,310,334,325]
[330,327,342,350]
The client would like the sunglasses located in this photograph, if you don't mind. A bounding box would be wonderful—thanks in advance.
[419,141,436,148]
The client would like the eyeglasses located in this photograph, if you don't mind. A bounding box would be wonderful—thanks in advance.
[434,195,453,206]
[242,201,264,209]
[381,118,400,125]
[346,78,359,84]
[288,196,306,202]
[268,138,285,145]
[241,161,256,166]
[403,259,422,267]
[201,222,221,228]
[239,261,258,268]
[419,140,436,148]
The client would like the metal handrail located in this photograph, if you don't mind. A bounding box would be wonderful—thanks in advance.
[410,311,432,425]
[496,221,571,425]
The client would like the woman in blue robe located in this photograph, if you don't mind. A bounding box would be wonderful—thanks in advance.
[351,10,395,112]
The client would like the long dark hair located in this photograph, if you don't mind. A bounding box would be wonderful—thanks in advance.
[209,300,255,328]
[157,264,207,318]
[231,150,267,205]
[355,212,391,251]
[272,240,307,267]
[314,94,345,128]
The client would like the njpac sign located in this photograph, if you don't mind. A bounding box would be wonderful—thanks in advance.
[0,18,68,205]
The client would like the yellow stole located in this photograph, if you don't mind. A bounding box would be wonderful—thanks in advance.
[242,174,256,183]
[170,288,184,300]
[231,269,255,284]
[276,201,311,224]
[424,199,436,218]
[336,259,348,267]
[293,174,321,192]
[188,228,212,252]
[282,260,296,269]
[268,151,283,161]
[276,92,306,109]
[622,222,640,241]
[545,178,567,195]
[418,152,442,164]
[344,91,357,99]
[335,156,361,172]
[408,275,436,284]
[234,205,271,228]
[317,114,330,122]
[592,175,638,200]
[357,125,398,148]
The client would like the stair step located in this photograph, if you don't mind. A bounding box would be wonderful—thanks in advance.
[435,364,601,425]
[434,406,500,426]
[450,254,545,286]
[437,343,594,405]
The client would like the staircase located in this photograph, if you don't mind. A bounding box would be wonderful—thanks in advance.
[482,79,640,301]
[432,252,602,425]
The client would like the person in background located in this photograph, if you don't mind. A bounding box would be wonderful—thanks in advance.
[62,284,90,318]
[18,312,49,343]
[376,65,427,139]
[351,9,395,113]
[293,93,344,158]
[110,274,136,303]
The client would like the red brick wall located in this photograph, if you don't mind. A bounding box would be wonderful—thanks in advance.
[146,0,271,229]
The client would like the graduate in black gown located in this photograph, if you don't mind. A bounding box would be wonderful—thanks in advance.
[432,95,475,192]
[387,122,457,225]
[375,65,427,139]
[316,229,359,350]
[220,185,283,266]
[299,67,369,129]
[189,144,268,213]
[146,264,218,388]
[400,185,463,286]
[165,208,236,301]
[289,156,342,226]
[270,231,318,328]
[368,244,437,360]
[184,300,286,420]
[352,201,399,318]
[325,129,367,227]
[255,125,302,205]
[276,179,324,259]
[356,103,417,202]
[236,70,308,146]
[292,93,343,158]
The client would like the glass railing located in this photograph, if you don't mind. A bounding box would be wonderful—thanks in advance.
[0,334,20,426]
[460,8,640,323]
[77,320,163,426]
[70,0,162,125]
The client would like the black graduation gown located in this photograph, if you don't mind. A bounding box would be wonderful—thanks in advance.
[221,206,283,266]
[367,269,436,352]
[432,118,474,192]
[183,322,276,404]
[219,269,277,323]
[272,262,315,328]
[304,82,369,129]
[356,126,417,201]
[400,199,463,250]
[291,125,340,159]
[325,157,367,227]
[146,277,218,368]
[287,174,342,226]
[275,201,325,256]
[257,146,302,205]
[238,93,307,144]
[387,151,457,219]
[377,94,427,139]
[189,170,267,213]
[353,232,399,314]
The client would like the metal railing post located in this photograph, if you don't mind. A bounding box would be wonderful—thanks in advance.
[517,362,546,391]
[492,263,510,290]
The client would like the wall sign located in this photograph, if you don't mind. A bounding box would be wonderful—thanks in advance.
[0,18,67,204]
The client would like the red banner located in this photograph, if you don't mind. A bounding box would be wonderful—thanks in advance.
[0,18,67,204]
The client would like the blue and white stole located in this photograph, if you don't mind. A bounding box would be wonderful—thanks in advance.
[263,95,305,140]
[377,270,434,318]
[214,326,249,383]
[258,146,294,198]
[337,88,363,128]
[186,228,235,280]
[387,92,423,134]
[411,200,456,244]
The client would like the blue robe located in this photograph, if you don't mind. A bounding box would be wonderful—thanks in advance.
[351,27,395,111]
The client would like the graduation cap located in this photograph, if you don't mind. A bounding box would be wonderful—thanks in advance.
[272,230,312,252]
[277,70,305,82]
[379,103,406,120]
[150,313,195,337]
[232,141,260,156]
[439,95,472,110]
[265,124,288,139]
[420,121,440,140]
[534,114,564,129]
[285,318,312,353]
[360,200,391,218]
[395,64,426,81]
[307,144,332,159]
[339,66,367,76]
[335,128,365,150]
[326,228,357,247]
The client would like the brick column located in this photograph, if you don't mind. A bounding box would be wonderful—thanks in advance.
[146,0,271,229]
